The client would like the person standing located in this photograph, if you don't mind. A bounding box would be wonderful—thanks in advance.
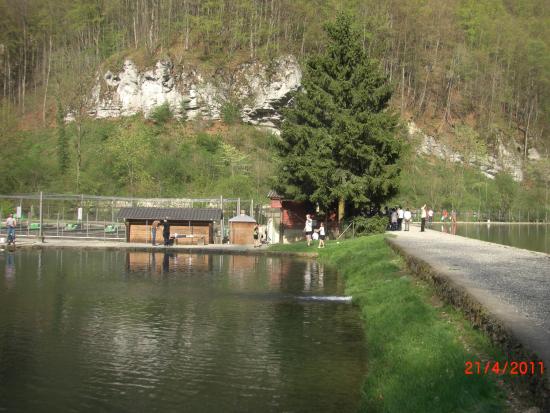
[397,206,404,230]
[162,218,171,246]
[304,214,313,246]
[420,204,427,232]
[151,219,161,246]
[318,222,326,248]
[451,209,457,235]
[5,213,16,246]
[253,224,260,248]
[427,207,434,228]
[390,208,398,231]
[403,208,412,231]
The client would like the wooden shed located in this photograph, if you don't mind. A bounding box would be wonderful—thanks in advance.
[118,207,222,244]
[228,214,257,245]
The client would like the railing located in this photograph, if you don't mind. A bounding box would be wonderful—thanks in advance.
[0,192,260,242]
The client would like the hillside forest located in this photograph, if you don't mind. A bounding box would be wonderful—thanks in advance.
[0,0,549,217]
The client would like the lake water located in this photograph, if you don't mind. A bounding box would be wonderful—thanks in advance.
[0,250,366,412]
[430,222,550,254]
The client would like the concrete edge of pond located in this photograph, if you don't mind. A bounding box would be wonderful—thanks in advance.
[385,236,550,410]
[6,239,319,259]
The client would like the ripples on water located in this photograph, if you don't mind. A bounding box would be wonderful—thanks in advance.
[0,250,366,412]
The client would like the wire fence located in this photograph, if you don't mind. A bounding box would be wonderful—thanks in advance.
[0,192,263,242]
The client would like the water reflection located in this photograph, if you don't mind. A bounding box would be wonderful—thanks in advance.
[0,250,366,412]
[126,252,212,275]
[4,252,16,289]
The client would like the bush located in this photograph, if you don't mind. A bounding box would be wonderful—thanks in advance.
[150,102,173,125]
[196,133,220,153]
[352,215,388,235]
[221,101,241,125]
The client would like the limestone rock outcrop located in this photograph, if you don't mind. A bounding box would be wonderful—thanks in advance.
[90,55,301,131]
[408,121,524,181]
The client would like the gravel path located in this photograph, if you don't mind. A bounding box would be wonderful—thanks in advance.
[387,227,550,369]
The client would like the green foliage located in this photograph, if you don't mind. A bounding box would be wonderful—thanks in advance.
[196,132,220,153]
[494,172,517,215]
[275,13,402,216]
[220,101,241,125]
[0,116,274,200]
[149,103,173,125]
[352,215,388,236]
[104,119,155,195]
[218,142,249,176]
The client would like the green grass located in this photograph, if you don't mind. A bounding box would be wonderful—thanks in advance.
[270,235,506,412]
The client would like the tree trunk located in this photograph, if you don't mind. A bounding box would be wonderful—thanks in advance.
[338,198,345,222]
[42,36,52,126]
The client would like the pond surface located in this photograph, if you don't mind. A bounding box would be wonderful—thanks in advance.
[0,250,366,413]
[430,222,550,254]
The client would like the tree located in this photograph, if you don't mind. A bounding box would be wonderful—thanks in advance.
[56,98,69,173]
[105,119,154,196]
[274,12,402,219]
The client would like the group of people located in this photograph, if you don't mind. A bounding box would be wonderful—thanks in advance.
[304,214,326,248]
[420,205,457,232]
[387,206,413,231]
[386,205,457,232]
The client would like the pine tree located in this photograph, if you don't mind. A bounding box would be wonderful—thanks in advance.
[275,12,402,218]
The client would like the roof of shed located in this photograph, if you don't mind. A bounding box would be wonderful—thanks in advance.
[118,207,222,221]
[228,214,256,223]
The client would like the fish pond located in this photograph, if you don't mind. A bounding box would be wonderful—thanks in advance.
[0,249,366,412]
[430,222,550,254]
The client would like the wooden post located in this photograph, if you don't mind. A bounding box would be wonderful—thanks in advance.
[39,191,43,242]
[220,195,224,244]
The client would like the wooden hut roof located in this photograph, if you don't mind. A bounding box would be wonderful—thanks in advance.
[118,207,222,221]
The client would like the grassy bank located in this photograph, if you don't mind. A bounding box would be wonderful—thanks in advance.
[271,235,507,412]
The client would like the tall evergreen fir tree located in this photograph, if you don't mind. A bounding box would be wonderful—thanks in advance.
[275,13,402,218]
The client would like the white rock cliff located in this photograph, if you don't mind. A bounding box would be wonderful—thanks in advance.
[90,55,301,131]
[408,121,524,181]
[90,55,532,180]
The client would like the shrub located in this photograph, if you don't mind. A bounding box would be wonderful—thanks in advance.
[221,101,241,125]
[196,133,220,153]
[150,102,173,125]
[352,215,388,236]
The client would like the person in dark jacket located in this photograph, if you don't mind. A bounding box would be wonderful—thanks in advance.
[162,218,171,246]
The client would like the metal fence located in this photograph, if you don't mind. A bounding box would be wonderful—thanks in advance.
[0,193,261,242]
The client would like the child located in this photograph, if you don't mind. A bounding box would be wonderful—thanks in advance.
[318,222,326,248]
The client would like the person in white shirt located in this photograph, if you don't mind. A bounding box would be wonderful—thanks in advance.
[304,214,313,246]
[318,222,326,248]
[420,204,427,232]
[403,208,412,231]
[397,206,404,230]
[427,208,434,228]
[5,213,16,245]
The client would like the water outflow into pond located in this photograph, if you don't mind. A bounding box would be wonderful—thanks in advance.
[0,250,367,412]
